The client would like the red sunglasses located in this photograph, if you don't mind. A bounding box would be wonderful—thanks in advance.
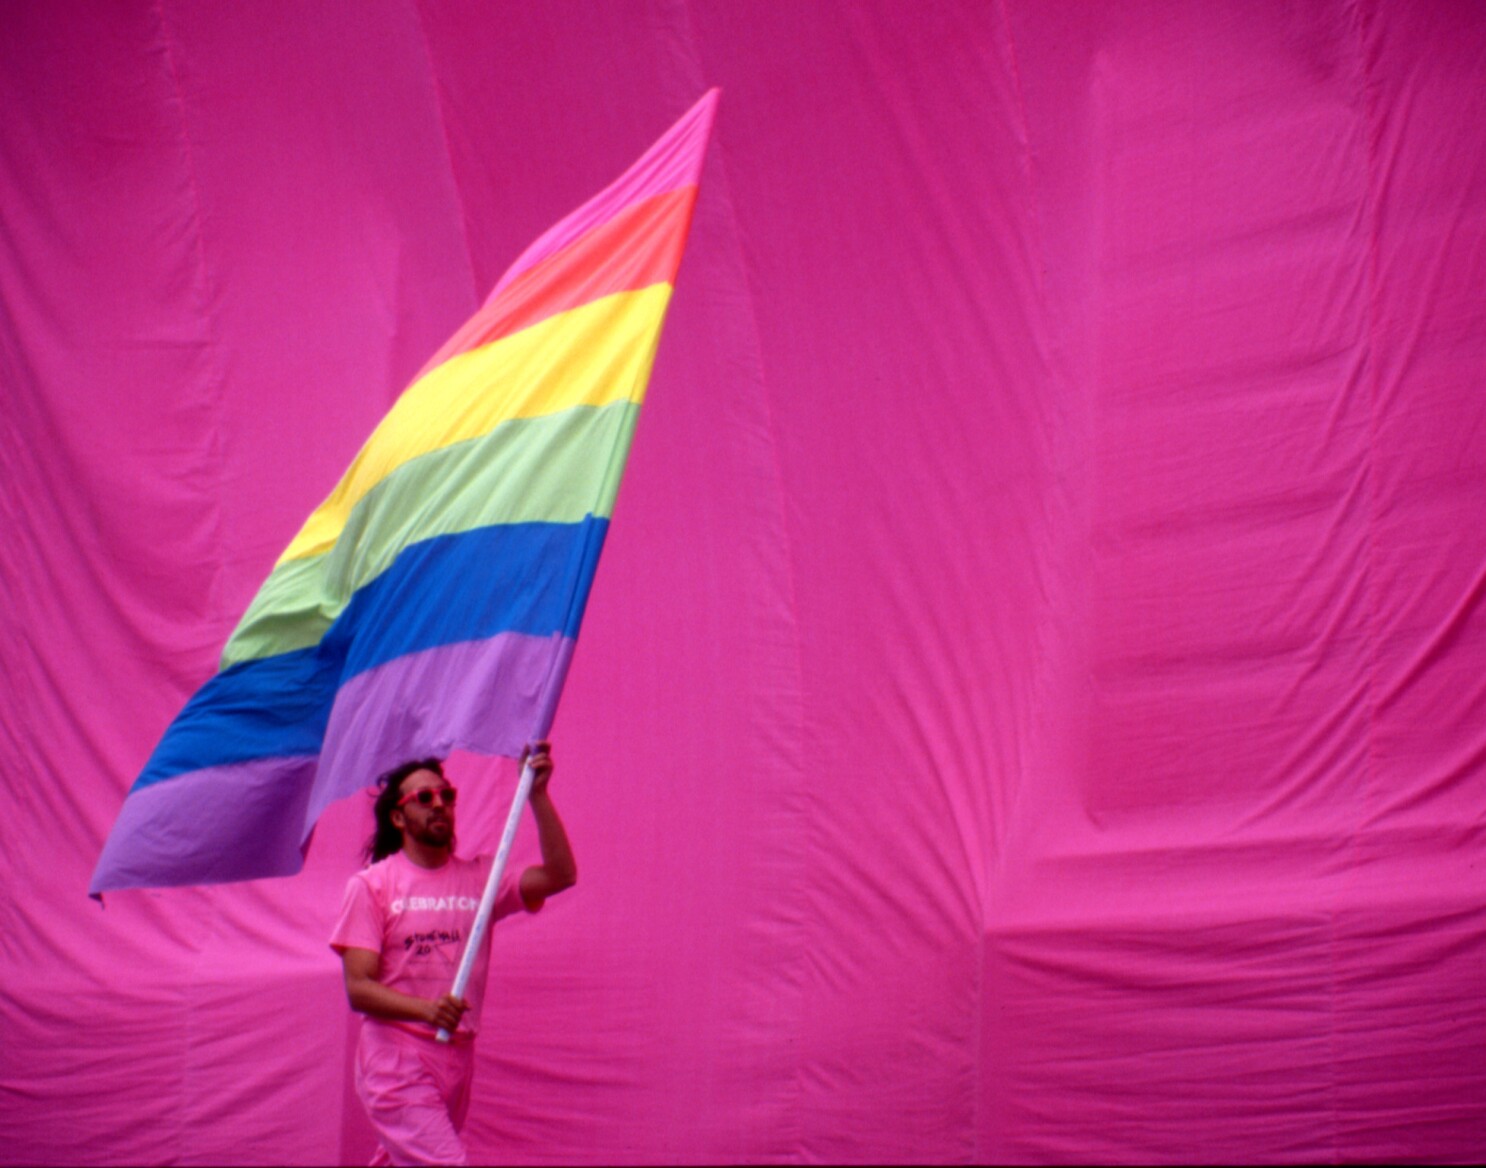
[398,786,458,809]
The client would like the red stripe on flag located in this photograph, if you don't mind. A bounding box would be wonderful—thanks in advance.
[415,185,698,379]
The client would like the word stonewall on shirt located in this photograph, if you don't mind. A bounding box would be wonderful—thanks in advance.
[404,928,463,957]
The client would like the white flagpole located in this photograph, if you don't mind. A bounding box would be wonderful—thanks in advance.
[436,753,538,1043]
[437,634,573,1043]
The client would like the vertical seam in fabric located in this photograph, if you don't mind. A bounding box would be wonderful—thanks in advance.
[730,178,812,1166]
[150,0,230,1157]
[988,1,1046,1160]
[407,0,482,310]
[986,3,1021,1153]
[1346,0,1385,860]
[668,3,811,1160]
[153,0,229,646]
[997,0,1060,883]
[1339,0,1387,1161]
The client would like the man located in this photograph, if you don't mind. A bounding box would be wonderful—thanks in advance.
[330,743,576,1166]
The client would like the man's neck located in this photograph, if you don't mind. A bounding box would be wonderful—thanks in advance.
[401,839,452,869]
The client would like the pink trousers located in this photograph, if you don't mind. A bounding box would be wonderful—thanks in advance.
[355,1021,475,1167]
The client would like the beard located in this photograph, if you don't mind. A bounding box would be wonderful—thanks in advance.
[408,817,455,849]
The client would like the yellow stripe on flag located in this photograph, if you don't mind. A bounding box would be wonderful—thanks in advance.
[280,283,671,565]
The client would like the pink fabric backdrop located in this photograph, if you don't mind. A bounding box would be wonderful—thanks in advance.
[3,1,1484,1163]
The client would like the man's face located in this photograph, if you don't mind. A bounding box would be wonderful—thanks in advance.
[391,768,456,849]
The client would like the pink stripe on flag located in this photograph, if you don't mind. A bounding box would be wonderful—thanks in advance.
[486,89,718,302]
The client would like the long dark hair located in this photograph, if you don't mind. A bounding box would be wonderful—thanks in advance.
[364,758,446,864]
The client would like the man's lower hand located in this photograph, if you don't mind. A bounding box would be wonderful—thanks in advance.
[427,993,469,1033]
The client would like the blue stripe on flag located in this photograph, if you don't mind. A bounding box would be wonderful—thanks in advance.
[133,517,608,788]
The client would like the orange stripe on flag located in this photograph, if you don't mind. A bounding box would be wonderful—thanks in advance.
[415,185,698,380]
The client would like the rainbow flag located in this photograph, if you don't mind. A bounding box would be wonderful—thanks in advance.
[91,91,718,895]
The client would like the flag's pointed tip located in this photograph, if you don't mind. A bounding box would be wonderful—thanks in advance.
[681,88,721,131]
[674,88,719,139]
[674,89,720,168]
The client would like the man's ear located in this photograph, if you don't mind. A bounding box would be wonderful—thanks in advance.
[390,807,406,833]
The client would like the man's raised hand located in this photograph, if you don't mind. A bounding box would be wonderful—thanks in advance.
[522,741,555,794]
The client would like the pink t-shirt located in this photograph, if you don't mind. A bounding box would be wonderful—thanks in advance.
[330,850,529,1040]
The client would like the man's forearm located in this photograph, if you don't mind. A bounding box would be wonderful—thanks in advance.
[528,789,577,887]
[347,975,439,1026]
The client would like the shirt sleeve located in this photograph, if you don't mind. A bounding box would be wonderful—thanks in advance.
[328,872,385,954]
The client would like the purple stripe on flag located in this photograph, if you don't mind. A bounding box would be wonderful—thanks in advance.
[308,631,575,825]
[90,755,319,894]
[92,633,575,894]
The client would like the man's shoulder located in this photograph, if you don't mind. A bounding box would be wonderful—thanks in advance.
[443,852,495,885]
[387,851,490,882]
[348,851,490,892]
[346,853,400,892]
